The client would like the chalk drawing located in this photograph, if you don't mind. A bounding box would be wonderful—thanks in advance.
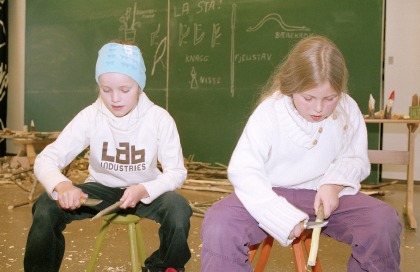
[190,66,198,89]
[151,24,161,46]
[179,23,190,46]
[230,4,236,97]
[211,23,221,47]
[119,2,142,43]
[247,13,310,32]
[194,23,205,45]
[151,37,167,76]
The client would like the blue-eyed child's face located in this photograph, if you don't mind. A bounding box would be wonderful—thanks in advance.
[98,72,141,117]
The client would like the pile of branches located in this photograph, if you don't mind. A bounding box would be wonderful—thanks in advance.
[157,155,234,217]
[183,154,233,194]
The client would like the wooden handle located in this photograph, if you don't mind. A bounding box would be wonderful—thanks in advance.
[79,197,86,205]
[307,203,324,266]
[316,203,324,222]
[91,201,123,220]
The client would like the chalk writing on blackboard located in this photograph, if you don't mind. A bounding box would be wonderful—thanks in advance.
[247,13,310,32]
[174,1,222,17]
[151,37,167,76]
[194,23,205,45]
[179,23,190,46]
[151,24,161,46]
[212,23,221,47]
[190,66,198,89]
[119,3,142,42]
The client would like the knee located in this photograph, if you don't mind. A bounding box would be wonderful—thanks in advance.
[32,192,63,222]
[201,203,233,240]
[160,192,192,223]
[361,204,402,247]
[372,204,401,235]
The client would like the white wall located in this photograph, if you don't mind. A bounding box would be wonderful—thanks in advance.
[6,0,25,154]
[383,0,420,181]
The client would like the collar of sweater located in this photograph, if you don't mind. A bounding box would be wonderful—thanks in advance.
[94,92,155,131]
[275,94,329,149]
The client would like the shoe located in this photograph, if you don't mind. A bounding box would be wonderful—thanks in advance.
[164,269,181,272]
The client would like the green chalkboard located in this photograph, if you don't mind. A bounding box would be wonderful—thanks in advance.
[25,0,383,183]
[25,0,169,130]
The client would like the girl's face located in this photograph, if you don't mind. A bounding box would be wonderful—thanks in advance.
[98,72,141,117]
[292,82,339,123]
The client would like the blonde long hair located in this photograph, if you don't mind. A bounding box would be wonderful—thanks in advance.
[257,36,348,106]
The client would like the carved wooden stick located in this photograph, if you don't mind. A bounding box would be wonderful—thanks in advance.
[91,201,123,220]
[307,203,324,266]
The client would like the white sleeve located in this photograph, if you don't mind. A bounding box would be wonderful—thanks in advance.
[317,96,371,196]
[140,113,187,204]
[228,105,308,246]
[34,111,90,199]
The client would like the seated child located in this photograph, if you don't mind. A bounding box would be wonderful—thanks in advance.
[201,36,402,272]
[24,40,192,272]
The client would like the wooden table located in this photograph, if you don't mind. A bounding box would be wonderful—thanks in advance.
[365,119,420,229]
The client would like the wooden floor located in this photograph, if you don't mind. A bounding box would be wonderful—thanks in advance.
[1,174,419,271]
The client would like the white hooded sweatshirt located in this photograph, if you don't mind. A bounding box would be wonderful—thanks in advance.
[35,92,187,204]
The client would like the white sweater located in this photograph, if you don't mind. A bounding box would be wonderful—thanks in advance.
[35,92,187,204]
[228,92,370,246]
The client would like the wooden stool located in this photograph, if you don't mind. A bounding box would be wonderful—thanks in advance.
[249,231,322,272]
[87,213,147,272]
[12,138,55,166]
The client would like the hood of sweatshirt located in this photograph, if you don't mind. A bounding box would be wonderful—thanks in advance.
[92,92,155,132]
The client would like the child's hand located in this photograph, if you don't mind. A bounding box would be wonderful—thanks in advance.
[314,184,344,219]
[288,222,304,240]
[54,181,88,210]
[119,184,150,209]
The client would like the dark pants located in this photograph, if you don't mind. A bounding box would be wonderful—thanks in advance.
[24,182,192,272]
[201,188,402,272]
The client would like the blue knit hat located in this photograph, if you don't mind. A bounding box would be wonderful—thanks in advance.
[95,43,146,90]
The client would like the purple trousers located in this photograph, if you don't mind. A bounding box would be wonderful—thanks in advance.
[201,188,402,272]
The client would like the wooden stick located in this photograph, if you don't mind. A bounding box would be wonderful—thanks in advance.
[193,198,222,207]
[8,196,38,210]
[184,179,232,186]
[29,175,38,200]
[91,201,123,220]
[10,178,31,192]
[307,203,324,266]
[215,162,228,169]
[181,185,234,193]
[11,167,34,175]
[188,201,208,214]
[192,212,204,218]
[361,180,398,189]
